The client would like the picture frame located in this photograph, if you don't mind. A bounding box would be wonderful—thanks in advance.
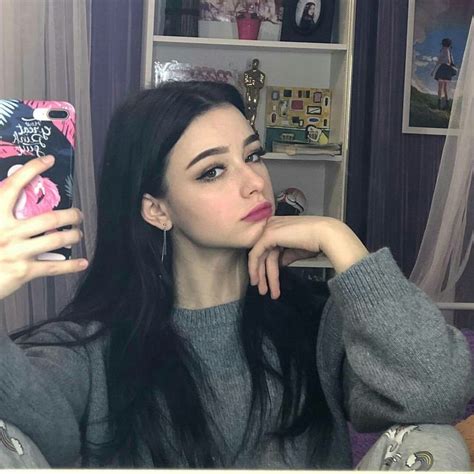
[402,0,473,135]
[198,0,283,40]
[279,0,334,43]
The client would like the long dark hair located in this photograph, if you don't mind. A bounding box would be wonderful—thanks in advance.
[303,2,315,16]
[441,37,452,48]
[12,81,333,467]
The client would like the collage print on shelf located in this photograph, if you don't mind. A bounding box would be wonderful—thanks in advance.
[264,86,332,151]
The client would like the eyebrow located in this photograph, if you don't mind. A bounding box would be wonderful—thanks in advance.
[186,133,260,170]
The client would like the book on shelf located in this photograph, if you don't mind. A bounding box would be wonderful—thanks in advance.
[271,141,342,156]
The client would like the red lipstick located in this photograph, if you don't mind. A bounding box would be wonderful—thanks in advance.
[243,202,272,221]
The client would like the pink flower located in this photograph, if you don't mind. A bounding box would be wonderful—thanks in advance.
[0,165,61,219]
[0,140,34,159]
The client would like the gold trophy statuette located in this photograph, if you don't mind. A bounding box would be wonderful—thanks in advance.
[243,58,265,130]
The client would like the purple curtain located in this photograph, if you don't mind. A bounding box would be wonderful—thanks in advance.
[347,0,445,277]
[90,0,145,184]
[347,0,474,328]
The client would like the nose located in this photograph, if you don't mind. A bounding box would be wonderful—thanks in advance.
[240,163,266,197]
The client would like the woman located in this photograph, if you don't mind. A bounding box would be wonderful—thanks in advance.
[299,2,316,32]
[0,81,472,469]
[431,37,457,110]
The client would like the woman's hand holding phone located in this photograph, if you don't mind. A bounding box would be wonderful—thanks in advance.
[0,155,88,301]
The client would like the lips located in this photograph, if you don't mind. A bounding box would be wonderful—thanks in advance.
[243,201,272,219]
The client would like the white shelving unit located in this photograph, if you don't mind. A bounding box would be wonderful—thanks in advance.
[149,36,348,52]
[141,0,356,270]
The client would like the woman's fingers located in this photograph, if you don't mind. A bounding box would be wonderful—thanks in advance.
[0,155,89,300]
[257,251,268,295]
[15,208,83,239]
[266,247,281,299]
[11,229,83,260]
[254,247,281,299]
[26,259,89,281]
[0,155,55,215]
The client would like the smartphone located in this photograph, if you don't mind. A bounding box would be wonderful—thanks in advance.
[0,99,76,260]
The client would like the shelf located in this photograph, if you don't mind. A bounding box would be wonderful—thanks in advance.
[436,302,474,311]
[265,152,342,162]
[288,254,333,269]
[143,0,356,224]
[153,35,348,52]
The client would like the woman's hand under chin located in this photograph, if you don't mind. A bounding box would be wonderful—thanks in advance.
[247,215,369,299]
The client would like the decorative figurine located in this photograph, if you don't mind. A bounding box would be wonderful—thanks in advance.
[275,187,307,215]
[243,58,266,130]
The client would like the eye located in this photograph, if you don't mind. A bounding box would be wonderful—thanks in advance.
[197,163,226,182]
[197,148,266,183]
[246,147,266,163]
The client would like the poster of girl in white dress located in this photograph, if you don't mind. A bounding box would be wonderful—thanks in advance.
[402,0,473,135]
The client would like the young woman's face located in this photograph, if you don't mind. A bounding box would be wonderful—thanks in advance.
[162,104,275,250]
[307,3,315,15]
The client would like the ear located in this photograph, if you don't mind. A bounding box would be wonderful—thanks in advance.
[141,193,171,229]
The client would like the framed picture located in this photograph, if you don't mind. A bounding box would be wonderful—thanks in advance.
[199,0,235,22]
[198,0,283,40]
[280,0,334,43]
[402,0,473,135]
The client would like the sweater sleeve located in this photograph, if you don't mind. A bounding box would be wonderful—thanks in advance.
[0,321,97,466]
[326,247,474,433]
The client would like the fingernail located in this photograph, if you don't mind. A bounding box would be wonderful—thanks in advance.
[78,259,89,269]
[41,155,54,163]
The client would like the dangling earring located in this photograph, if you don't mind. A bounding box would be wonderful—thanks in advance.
[161,224,167,262]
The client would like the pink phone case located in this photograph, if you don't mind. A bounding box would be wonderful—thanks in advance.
[0,100,76,260]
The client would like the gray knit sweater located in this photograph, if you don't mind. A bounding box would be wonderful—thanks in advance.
[0,247,472,467]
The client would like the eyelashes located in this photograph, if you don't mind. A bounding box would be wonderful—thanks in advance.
[197,147,266,182]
